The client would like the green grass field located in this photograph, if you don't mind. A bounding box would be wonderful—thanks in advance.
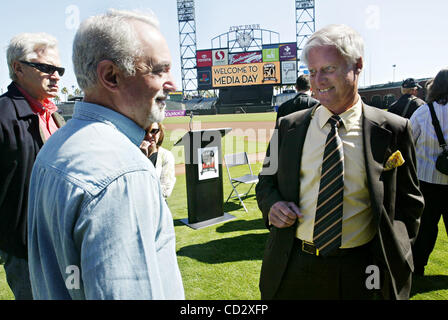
[1,112,447,300]
[163,112,277,124]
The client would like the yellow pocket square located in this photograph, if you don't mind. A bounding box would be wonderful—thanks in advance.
[384,150,405,171]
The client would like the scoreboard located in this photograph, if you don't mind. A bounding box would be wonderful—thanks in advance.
[197,43,298,90]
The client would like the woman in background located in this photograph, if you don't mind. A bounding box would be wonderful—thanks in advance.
[410,69,448,276]
[140,122,176,199]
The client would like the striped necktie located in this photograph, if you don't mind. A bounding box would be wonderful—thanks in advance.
[313,115,344,256]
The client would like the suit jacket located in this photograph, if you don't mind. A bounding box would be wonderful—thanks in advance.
[388,94,426,119]
[256,103,424,300]
[276,92,320,120]
[0,82,65,259]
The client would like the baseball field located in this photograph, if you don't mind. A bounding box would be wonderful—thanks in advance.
[1,112,447,300]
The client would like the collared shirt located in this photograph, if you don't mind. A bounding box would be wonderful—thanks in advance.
[296,97,376,248]
[27,101,185,300]
[410,101,448,185]
[15,83,59,141]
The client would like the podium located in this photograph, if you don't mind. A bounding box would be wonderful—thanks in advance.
[174,128,236,229]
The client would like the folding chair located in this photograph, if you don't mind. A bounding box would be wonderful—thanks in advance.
[224,152,259,212]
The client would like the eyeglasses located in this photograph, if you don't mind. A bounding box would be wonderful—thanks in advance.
[149,128,160,135]
[19,60,65,76]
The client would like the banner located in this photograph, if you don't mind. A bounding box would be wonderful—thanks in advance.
[279,43,297,61]
[165,110,186,117]
[212,49,229,66]
[281,61,297,84]
[229,51,262,65]
[262,45,279,62]
[211,62,281,87]
[197,67,213,90]
[196,50,212,67]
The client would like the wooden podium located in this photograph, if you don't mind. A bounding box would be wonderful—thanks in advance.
[174,128,235,229]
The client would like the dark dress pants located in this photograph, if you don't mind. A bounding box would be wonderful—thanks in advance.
[273,239,384,300]
[412,181,448,272]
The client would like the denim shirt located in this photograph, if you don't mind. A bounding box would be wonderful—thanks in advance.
[27,102,184,300]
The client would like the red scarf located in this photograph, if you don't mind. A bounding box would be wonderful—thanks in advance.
[16,84,59,140]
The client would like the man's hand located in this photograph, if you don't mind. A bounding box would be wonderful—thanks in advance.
[269,201,303,228]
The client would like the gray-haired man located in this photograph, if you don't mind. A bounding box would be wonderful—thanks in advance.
[27,10,184,299]
[256,24,424,300]
[0,32,65,300]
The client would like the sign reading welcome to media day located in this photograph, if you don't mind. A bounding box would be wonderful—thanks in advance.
[211,62,281,87]
[197,43,298,89]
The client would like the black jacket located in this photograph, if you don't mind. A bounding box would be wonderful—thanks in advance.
[0,82,65,259]
[276,92,320,121]
[388,94,425,119]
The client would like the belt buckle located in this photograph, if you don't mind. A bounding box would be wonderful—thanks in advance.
[302,240,319,256]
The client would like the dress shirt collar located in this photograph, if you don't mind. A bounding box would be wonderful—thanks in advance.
[317,95,363,132]
[73,101,146,147]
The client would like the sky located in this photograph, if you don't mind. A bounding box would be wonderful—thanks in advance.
[0,0,447,95]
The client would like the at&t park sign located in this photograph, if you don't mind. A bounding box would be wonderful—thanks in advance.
[229,24,261,32]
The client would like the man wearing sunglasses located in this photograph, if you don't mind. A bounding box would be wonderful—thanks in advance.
[0,32,65,300]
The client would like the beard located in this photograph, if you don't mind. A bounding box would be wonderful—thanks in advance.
[147,100,166,123]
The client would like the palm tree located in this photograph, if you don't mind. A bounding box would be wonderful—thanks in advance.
[53,95,61,104]
[61,87,68,102]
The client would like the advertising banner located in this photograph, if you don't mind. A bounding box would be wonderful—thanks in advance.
[281,61,297,84]
[262,45,279,62]
[212,49,229,66]
[197,67,213,90]
[196,50,212,67]
[279,43,297,61]
[165,110,187,117]
[229,51,262,65]
[211,61,281,87]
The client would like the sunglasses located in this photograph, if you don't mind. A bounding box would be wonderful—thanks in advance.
[149,128,160,135]
[20,60,65,76]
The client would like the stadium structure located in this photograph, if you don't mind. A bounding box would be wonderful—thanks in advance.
[57,1,425,118]
[175,0,316,114]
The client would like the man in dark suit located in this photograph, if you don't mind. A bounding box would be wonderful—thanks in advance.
[0,32,65,299]
[276,74,320,120]
[256,24,424,300]
[388,78,425,119]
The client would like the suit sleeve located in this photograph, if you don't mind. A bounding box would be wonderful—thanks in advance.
[256,119,284,229]
[0,118,16,209]
[0,121,6,206]
[394,120,424,243]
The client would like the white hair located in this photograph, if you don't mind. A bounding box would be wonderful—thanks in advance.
[72,9,160,91]
[7,33,58,81]
[301,24,364,66]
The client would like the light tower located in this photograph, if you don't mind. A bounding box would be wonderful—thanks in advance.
[177,0,198,97]
[296,0,315,73]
